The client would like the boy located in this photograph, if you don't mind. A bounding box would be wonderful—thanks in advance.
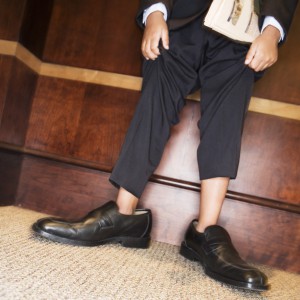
[33,0,298,291]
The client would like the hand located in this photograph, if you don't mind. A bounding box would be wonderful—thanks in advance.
[141,11,169,60]
[245,25,281,72]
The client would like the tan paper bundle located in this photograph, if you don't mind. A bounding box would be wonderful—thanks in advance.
[204,0,260,43]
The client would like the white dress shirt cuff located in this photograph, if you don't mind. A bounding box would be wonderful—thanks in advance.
[143,3,168,25]
[143,7,284,42]
[262,16,285,41]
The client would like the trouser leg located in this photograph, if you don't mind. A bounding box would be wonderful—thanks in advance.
[198,33,255,180]
[110,35,201,197]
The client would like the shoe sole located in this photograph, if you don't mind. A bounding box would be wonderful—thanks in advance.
[179,242,270,292]
[32,223,151,249]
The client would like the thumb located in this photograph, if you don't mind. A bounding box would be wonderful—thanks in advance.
[161,28,169,50]
[245,44,257,65]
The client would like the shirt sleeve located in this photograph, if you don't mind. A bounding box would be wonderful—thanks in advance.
[261,16,285,42]
[143,3,168,25]
[142,6,285,42]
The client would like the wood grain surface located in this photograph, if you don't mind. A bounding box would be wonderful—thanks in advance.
[43,0,142,76]
[0,0,26,41]
[0,58,37,146]
[19,0,54,58]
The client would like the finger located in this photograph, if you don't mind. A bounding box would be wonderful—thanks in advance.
[161,28,169,50]
[145,39,159,60]
[142,31,159,58]
[248,50,267,71]
[141,39,149,60]
[141,29,160,60]
[245,44,257,65]
[261,60,274,71]
[252,59,267,72]
[254,57,273,71]
[254,64,265,72]
[150,37,161,56]
[249,60,262,72]
[248,57,261,71]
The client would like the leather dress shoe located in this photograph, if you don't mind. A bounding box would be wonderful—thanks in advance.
[180,221,269,291]
[32,201,152,248]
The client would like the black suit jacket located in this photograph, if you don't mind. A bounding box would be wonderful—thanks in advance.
[137,0,298,40]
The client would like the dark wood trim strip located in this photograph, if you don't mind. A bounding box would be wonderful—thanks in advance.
[0,142,112,172]
[0,142,299,215]
[150,175,300,214]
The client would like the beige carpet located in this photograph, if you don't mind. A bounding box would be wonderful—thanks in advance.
[0,206,299,300]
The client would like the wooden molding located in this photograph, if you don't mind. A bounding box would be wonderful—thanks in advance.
[1,39,300,121]
[151,175,300,214]
[16,42,41,74]
[40,62,142,91]
[0,40,17,56]
[249,97,300,120]
[0,142,299,215]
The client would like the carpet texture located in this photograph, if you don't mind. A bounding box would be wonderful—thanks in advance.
[0,206,299,300]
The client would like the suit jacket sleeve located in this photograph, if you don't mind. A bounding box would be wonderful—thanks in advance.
[136,0,173,28]
[261,0,298,37]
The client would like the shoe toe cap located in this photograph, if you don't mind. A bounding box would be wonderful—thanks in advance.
[33,218,72,237]
[244,269,268,286]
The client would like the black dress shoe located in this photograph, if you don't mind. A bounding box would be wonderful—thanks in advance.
[32,201,152,249]
[180,221,269,291]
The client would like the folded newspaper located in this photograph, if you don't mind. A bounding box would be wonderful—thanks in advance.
[204,0,260,43]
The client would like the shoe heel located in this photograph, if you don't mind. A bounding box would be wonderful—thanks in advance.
[120,236,151,249]
[180,242,200,262]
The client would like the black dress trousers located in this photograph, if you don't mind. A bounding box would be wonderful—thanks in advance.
[110,15,255,198]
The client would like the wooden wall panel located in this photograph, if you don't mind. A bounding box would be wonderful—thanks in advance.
[25,77,86,156]
[0,150,23,206]
[13,153,300,273]
[155,102,300,206]
[0,58,37,146]
[72,84,139,168]
[42,0,143,76]
[230,112,300,205]
[19,0,54,58]
[0,56,14,124]
[26,78,140,169]
[253,4,300,105]
[0,0,27,41]
[15,155,117,219]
